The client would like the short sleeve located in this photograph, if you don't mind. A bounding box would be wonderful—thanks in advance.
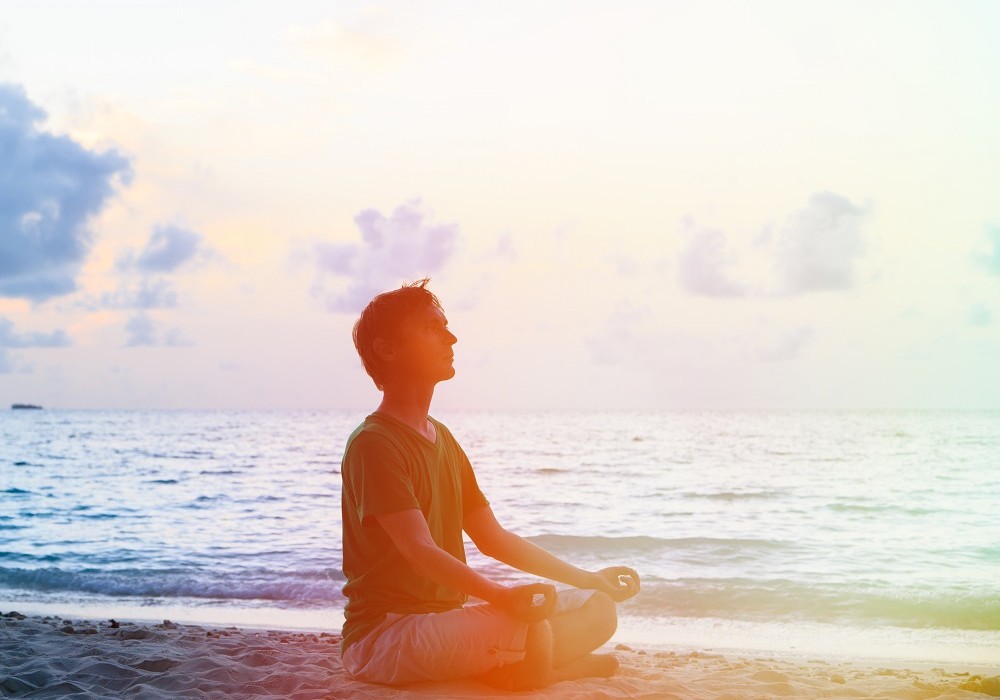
[343,432,420,526]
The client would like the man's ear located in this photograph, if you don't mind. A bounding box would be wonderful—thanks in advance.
[373,336,394,362]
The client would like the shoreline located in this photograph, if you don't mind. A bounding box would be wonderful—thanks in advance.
[6,597,999,669]
[2,610,997,699]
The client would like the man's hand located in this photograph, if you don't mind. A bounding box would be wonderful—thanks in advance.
[591,566,641,602]
[495,583,557,622]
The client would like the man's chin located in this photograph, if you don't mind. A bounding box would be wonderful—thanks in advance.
[425,367,456,386]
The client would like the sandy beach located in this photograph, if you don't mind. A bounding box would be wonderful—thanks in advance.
[2,611,997,699]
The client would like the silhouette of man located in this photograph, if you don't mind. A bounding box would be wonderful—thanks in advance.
[340,279,640,689]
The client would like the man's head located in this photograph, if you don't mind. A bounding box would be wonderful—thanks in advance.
[353,279,456,391]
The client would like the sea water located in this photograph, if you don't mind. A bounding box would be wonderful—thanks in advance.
[1,410,997,664]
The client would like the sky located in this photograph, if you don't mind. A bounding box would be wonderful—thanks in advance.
[1,0,998,411]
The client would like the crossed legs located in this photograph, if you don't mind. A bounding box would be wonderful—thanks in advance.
[480,590,619,691]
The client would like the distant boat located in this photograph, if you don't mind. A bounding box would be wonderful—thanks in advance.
[11,404,43,410]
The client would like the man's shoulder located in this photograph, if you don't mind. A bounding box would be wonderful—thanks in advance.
[346,413,442,463]
[341,421,411,486]
[346,415,402,452]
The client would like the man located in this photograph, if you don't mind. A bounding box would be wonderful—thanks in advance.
[340,280,640,690]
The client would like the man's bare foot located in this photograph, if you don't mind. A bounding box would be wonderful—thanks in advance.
[478,662,551,692]
[478,666,517,692]
[478,620,556,692]
[480,653,618,690]
[554,653,619,682]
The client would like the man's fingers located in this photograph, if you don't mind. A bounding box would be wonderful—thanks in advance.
[510,583,555,621]
[535,584,557,616]
[602,566,640,601]
[618,572,638,590]
[520,601,553,622]
[618,572,639,598]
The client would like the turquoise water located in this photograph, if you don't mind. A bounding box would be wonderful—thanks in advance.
[1,410,997,663]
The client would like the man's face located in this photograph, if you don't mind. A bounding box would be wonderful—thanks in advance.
[384,304,457,386]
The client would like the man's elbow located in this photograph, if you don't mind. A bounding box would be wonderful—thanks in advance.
[401,541,454,579]
[474,529,514,561]
[475,541,499,560]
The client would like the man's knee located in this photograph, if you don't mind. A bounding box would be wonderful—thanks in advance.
[509,620,555,689]
[586,590,618,641]
[524,619,553,660]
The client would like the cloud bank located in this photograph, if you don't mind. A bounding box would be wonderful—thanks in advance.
[99,278,179,310]
[123,313,188,347]
[0,316,70,373]
[0,83,131,301]
[119,225,208,273]
[0,317,70,349]
[110,225,213,341]
[312,199,458,312]
[678,192,868,298]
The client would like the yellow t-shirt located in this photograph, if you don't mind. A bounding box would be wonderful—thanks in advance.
[340,413,489,650]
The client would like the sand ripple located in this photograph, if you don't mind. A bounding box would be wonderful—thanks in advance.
[1,612,997,698]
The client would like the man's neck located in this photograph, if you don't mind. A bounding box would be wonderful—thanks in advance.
[376,383,436,441]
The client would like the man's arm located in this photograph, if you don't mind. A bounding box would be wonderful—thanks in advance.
[463,505,640,602]
[374,508,556,620]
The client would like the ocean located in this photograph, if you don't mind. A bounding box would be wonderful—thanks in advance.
[1,409,998,665]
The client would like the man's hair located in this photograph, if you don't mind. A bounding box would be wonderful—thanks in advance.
[352,278,443,391]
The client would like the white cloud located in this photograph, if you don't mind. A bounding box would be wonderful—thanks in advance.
[118,225,211,273]
[0,316,71,374]
[311,199,459,313]
[0,83,131,301]
[677,192,869,298]
[677,223,747,298]
[774,192,868,295]
[123,313,189,348]
[109,225,216,343]
[0,317,71,349]
[99,278,179,310]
